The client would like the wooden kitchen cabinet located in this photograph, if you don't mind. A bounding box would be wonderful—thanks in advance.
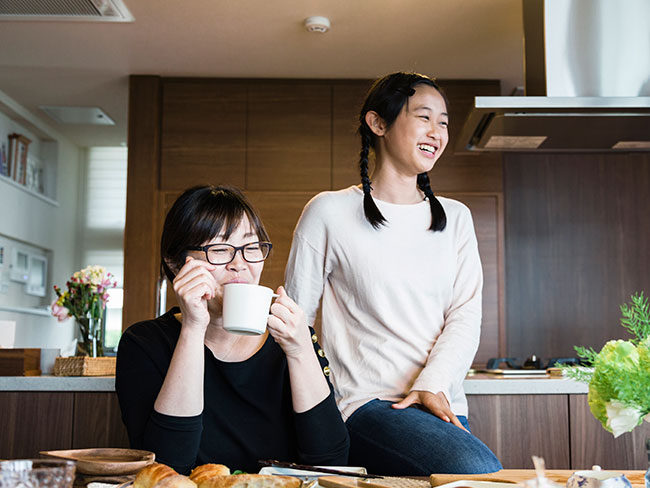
[570,394,650,470]
[0,392,73,459]
[0,392,128,459]
[469,393,650,470]
[468,394,570,469]
[72,392,129,449]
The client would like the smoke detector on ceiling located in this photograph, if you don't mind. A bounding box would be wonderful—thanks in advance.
[304,16,330,33]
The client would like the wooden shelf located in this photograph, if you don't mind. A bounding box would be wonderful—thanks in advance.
[0,174,58,207]
[0,305,52,317]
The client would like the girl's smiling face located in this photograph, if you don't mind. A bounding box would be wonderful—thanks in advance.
[370,84,449,177]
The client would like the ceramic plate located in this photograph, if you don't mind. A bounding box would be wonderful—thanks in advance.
[40,448,155,475]
[259,466,367,486]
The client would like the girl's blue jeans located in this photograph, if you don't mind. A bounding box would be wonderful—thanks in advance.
[346,399,503,475]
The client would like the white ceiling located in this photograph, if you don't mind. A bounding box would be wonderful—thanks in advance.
[0,0,525,148]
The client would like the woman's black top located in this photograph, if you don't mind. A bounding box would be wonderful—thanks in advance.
[115,307,349,474]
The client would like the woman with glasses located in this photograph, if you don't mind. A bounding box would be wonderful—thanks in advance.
[285,72,501,475]
[116,185,349,474]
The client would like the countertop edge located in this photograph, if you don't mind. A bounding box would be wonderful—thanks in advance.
[0,375,116,391]
[0,375,589,394]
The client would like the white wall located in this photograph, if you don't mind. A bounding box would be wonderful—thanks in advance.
[0,92,82,350]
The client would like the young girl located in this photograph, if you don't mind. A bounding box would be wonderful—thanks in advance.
[116,186,349,474]
[285,72,502,475]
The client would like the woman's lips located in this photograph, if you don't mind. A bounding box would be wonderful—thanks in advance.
[224,279,248,284]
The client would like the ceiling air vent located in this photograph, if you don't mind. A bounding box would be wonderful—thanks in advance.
[0,0,134,22]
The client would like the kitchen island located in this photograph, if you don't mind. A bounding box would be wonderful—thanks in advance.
[0,374,646,471]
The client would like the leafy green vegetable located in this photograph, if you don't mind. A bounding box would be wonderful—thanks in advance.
[561,292,650,437]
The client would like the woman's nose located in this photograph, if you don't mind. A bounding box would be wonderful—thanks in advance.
[226,249,247,270]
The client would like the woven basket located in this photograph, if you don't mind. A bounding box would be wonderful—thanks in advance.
[53,356,116,376]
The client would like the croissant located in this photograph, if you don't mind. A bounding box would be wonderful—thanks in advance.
[135,463,178,488]
[195,474,301,488]
[154,474,198,488]
[189,464,231,483]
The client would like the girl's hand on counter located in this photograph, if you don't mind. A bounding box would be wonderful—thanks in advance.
[391,390,469,432]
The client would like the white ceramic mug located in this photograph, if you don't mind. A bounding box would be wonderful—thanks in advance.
[566,470,632,488]
[222,283,277,335]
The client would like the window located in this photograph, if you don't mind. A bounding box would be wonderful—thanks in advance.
[79,147,127,353]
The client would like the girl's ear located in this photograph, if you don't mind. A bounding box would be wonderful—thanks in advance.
[365,111,387,137]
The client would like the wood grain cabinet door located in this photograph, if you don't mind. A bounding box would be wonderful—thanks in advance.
[570,394,650,469]
[0,392,73,459]
[72,392,129,449]
[468,394,570,469]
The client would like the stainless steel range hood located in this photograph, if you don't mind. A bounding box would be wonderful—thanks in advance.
[456,0,650,152]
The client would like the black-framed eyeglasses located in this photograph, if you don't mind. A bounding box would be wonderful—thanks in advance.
[187,241,273,265]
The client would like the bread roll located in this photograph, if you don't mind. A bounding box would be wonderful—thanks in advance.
[196,474,301,488]
[189,464,231,483]
[154,474,198,488]
[135,463,178,488]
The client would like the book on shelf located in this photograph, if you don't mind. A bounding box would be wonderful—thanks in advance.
[0,141,8,177]
[8,133,31,185]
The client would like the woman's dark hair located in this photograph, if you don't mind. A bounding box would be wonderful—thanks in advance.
[359,72,448,231]
[160,185,270,282]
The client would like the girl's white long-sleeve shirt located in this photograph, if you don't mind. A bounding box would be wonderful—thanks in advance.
[284,186,483,420]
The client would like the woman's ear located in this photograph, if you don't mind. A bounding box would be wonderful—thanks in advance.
[365,111,387,137]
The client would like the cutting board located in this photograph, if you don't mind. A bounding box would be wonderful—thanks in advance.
[320,476,429,488]
[430,470,645,488]
[320,471,645,488]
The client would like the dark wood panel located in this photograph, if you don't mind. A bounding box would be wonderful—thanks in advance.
[124,76,162,330]
[468,394,570,469]
[504,153,650,359]
[570,394,650,469]
[72,392,129,448]
[247,83,332,191]
[433,80,503,193]
[441,194,503,365]
[332,81,373,189]
[0,392,73,458]
[160,81,246,191]
[246,191,317,291]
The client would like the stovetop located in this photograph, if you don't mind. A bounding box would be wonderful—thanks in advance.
[485,355,581,370]
[470,355,582,376]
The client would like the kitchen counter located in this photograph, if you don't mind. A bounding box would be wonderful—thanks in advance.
[0,375,115,391]
[464,373,588,394]
[0,373,588,394]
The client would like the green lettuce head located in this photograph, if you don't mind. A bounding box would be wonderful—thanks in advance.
[596,340,639,369]
[588,340,643,435]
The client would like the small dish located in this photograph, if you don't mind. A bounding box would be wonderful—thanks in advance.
[39,448,155,476]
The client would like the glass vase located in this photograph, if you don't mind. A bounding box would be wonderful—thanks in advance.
[75,316,104,357]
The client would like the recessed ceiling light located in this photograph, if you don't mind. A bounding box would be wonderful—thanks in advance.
[39,106,115,126]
